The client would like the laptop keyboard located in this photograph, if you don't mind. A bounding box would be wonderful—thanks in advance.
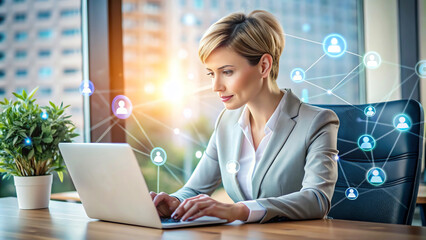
[160,217,181,223]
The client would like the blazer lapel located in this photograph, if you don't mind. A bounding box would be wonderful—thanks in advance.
[227,124,246,202]
[251,89,301,199]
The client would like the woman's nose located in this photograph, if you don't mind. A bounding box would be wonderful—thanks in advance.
[212,76,225,92]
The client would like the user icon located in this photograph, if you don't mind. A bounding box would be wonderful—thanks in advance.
[116,100,128,115]
[366,167,386,186]
[370,170,383,184]
[293,71,302,81]
[82,83,92,94]
[364,106,376,117]
[226,161,240,174]
[150,147,167,166]
[112,95,133,119]
[79,80,94,96]
[327,38,341,53]
[363,51,382,69]
[345,187,358,200]
[420,63,426,75]
[396,117,409,130]
[360,137,372,149]
[154,151,164,163]
[367,55,378,67]
[323,34,346,57]
[415,60,426,78]
[393,114,411,131]
[358,134,375,151]
[290,68,305,83]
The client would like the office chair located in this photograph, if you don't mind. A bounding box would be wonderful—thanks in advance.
[315,99,424,225]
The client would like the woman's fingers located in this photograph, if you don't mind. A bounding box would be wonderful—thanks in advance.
[180,201,212,221]
[172,194,210,219]
[186,206,216,221]
[149,191,157,200]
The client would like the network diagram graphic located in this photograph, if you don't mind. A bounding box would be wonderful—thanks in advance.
[74,31,425,210]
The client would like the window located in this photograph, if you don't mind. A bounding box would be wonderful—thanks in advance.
[38,49,51,58]
[37,11,51,20]
[13,0,25,3]
[194,0,203,9]
[15,87,27,94]
[0,15,5,25]
[0,52,4,61]
[60,9,79,18]
[122,3,136,12]
[63,87,79,94]
[15,50,27,59]
[0,88,5,96]
[62,48,80,55]
[14,31,28,42]
[14,13,26,22]
[38,29,53,39]
[39,87,52,96]
[15,69,27,78]
[38,67,52,78]
[61,28,80,37]
[0,33,5,42]
[63,68,79,75]
[0,70,5,79]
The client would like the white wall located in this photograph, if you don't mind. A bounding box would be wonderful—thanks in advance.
[364,0,401,103]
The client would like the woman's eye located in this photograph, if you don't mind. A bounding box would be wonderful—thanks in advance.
[223,70,233,76]
[206,72,214,77]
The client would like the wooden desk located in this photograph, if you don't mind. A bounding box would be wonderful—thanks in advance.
[1,197,425,240]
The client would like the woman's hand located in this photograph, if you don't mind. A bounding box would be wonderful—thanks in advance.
[150,192,181,217]
[171,194,250,222]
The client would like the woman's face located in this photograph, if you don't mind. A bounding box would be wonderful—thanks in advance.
[205,47,264,110]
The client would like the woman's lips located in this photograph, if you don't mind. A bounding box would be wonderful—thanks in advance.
[220,95,233,102]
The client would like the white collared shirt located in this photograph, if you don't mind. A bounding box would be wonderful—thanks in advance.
[238,91,285,222]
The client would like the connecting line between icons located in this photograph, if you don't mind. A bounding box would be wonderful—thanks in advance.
[95,118,119,143]
[371,73,417,135]
[338,160,351,189]
[284,33,323,45]
[331,188,376,209]
[305,54,326,73]
[131,113,155,149]
[131,147,150,158]
[119,123,151,152]
[134,110,206,148]
[330,63,362,92]
[157,166,160,193]
[163,164,184,186]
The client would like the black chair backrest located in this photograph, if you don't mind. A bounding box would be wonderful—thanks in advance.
[315,99,424,224]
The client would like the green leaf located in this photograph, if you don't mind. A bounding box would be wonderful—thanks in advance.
[57,171,64,183]
[12,136,18,145]
[27,148,34,159]
[42,137,53,143]
[36,145,42,153]
[12,92,24,101]
[30,124,36,136]
[21,89,27,99]
[49,101,56,109]
[28,87,39,100]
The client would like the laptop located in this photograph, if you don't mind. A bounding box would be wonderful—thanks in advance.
[58,142,227,229]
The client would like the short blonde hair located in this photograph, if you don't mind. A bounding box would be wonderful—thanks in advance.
[198,10,285,81]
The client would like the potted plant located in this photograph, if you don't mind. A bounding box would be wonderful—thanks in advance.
[0,88,78,209]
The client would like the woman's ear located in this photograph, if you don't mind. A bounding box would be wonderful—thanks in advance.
[259,54,273,79]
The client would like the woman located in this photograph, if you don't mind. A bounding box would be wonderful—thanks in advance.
[150,10,339,223]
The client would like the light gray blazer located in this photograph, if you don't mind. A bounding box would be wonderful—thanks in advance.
[171,89,339,223]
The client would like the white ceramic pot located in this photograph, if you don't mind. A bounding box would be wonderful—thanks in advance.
[14,174,53,209]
